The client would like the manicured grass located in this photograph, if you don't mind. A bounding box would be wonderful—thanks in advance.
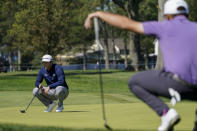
[0,70,196,131]
[0,91,196,131]
[0,91,140,108]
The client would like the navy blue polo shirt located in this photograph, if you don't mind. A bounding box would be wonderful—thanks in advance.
[35,64,68,89]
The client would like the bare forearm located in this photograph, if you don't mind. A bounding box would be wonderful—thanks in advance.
[96,11,137,30]
[85,11,144,34]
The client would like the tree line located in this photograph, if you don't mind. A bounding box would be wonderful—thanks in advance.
[0,0,196,71]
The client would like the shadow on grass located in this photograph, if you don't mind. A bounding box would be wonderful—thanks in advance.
[0,123,103,131]
[0,123,191,131]
[105,129,192,131]
[62,110,89,113]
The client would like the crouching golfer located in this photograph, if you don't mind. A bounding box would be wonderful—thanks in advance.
[84,0,197,130]
[33,54,69,112]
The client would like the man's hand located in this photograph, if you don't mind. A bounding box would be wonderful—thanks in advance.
[84,11,144,34]
[84,16,92,29]
[84,12,100,29]
[39,84,43,92]
[44,86,50,96]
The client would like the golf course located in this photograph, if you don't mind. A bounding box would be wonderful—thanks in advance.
[0,70,196,131]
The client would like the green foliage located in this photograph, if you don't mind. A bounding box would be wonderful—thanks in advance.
[112,0,158,63]
[66,0,97,54]
[139,0,158,56]
[139,0,158,21]
[187,0,197,22]
[0,0,197,67]
[8,0,73,57]
[112,0,142,19]
[0,0,18,52]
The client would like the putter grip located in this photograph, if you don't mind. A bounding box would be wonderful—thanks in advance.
[93,17,99,41]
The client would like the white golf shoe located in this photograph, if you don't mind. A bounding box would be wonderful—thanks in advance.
[168,88,181,106]
[56,105,64,112]
[44,102,56,112]
[158,109,180,131]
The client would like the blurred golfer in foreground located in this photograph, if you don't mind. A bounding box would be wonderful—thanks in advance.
[84,0,197,130]
[33,54,69,112]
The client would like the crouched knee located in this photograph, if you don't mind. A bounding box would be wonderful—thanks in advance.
[55,86,68,97]
[128,74,139,91]
[32,87,39,96]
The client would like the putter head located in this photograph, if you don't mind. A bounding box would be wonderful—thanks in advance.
[20,109,26,113]
[104,123,112,130]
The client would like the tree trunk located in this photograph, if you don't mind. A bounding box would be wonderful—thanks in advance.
[124,38,128,69]
[8,52,13,72]
[82,46,87,71]
[17,50,21,71]
[129,32,138,71]
[127,8,139,71]
[111,0,141,71]
[155,0,166,70]
[111,28,117,69]
[102,22,110,69]
[144,51,149,70]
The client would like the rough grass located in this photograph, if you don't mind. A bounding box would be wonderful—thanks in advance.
[0,70,134,93]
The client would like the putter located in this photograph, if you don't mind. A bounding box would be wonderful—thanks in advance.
[94,17,112,131]
[20,88,40,113]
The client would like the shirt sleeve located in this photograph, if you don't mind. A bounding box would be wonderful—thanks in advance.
[35,69,43,87]
[143,21,162,38]
[48,66,66,89]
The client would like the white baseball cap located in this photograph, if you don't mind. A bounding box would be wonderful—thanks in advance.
[42,54,53,62]
[164,0,189,15]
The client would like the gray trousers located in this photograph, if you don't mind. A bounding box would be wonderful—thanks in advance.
[128,70,197,116]
[33,86,69,107]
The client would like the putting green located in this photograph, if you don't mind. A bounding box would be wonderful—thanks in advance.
[0,102,195,130]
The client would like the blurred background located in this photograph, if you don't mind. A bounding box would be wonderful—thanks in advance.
[0,0,196,73]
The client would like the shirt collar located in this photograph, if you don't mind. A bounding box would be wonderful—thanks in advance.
[173,15,188,20]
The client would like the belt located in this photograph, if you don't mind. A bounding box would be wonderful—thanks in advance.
[172,74,197,89]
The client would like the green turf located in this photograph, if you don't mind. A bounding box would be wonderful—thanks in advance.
[0,91,140,108]
[0,91,196,131]
[0,70,196,131]
[0,70,133,93]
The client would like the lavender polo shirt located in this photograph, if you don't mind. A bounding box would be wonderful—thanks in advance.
[143,16,197,84]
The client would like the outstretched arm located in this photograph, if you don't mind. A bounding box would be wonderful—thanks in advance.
[84,11,144,34]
